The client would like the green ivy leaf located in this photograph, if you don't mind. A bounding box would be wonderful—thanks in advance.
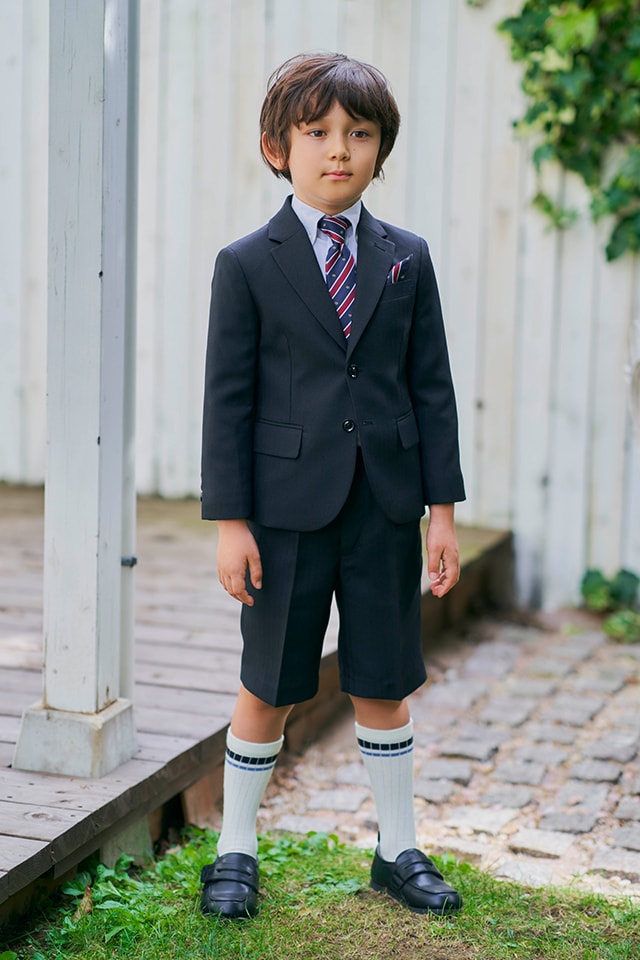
[546,6,599,54]
[538,45,573,71]
[609,569,640,607]
[498,0,640,259]
[603,609,640,643]
[606,212,640,260]
[581,569,612,611]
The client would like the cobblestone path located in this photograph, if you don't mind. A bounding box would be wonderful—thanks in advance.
[254,620,640,902]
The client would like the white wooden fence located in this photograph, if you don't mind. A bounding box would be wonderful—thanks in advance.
[2,0,639,610]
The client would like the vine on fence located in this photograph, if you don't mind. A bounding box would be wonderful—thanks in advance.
[498,0,640,260]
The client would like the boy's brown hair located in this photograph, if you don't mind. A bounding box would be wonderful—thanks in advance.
[260,52,400,181]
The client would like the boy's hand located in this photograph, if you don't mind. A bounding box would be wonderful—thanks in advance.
[426,503,459,598]
[216,519,262,606]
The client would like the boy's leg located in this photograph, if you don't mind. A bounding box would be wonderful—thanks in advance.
[217,685,293,857]
[351,696,416,861]
[351,695,462,915]
[200,686,293,919]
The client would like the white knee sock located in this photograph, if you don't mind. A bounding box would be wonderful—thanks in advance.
[216,728,283,859]
[356,719,417,862]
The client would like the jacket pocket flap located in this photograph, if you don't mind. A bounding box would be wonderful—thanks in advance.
[253,420,302,459]
[396,410,420,449]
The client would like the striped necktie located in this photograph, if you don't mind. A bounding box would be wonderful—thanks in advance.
[318,215,356,339]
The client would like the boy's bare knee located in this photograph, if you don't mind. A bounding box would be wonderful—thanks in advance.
[350,695,410,730]
[230,683,294,742]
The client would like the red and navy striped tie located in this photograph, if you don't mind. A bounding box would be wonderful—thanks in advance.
[319,215,356,339]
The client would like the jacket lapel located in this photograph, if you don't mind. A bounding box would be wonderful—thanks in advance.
[347,206,395,356]
[269,199,346,349]
[268,198,396,354]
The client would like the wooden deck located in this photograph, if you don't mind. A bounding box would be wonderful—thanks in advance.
[0,484,511,923]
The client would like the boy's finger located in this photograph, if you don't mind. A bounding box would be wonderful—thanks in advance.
[228,581,254,606]
[247,552,263,590]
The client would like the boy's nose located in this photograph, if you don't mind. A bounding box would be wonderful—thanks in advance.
[328,136,350,160]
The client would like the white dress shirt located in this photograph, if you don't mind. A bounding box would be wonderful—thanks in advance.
[291,195,362,276]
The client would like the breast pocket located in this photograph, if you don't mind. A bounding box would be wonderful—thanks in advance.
[377,280,417,305]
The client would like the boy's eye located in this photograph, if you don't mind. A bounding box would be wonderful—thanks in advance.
[351,130,371,139]
[307,129,326,138]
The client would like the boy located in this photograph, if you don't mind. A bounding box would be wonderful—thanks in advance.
[200,52,465,919]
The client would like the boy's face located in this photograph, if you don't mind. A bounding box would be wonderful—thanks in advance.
[263,101,381,214]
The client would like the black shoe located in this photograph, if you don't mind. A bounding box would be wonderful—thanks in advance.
[200,852,260,919]
[370,847,462,915]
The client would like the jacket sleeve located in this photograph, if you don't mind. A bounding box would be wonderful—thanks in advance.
[201,246,259,520]
[408,239,466,505]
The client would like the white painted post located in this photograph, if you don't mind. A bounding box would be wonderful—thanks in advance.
[13,0,139,778]
[120,0,139,703]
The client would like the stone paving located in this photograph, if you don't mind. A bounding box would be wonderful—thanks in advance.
[253,619,640,901]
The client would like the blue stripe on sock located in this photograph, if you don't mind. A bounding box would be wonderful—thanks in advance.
[358,746,414,759]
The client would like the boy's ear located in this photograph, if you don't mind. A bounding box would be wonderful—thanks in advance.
[261,131,286,171]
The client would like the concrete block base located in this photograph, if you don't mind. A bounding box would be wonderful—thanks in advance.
[12,698,137,778]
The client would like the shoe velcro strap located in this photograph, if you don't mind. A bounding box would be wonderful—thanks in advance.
[200,862,259,891]
[393,856,444,885]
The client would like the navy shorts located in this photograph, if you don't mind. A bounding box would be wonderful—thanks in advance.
[239,454,426,707]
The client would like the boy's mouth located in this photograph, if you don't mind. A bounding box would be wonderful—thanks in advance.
[325,170,351,180]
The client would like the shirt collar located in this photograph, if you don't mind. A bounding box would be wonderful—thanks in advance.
[291,195,362,243]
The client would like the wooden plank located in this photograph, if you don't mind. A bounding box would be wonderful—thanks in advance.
[135,731,199,762]
[475,0,523,530]
[20,0,49,484]
[542,175,599,609]
[134,662,239,694]
[135,622,242,652]
[135,606,240,632]
[587,245,633,571]
[624,263,640,571]
[0,768,133,811]
[0,612,42,632]
[1,728,226,900]
[133,681,234,715]
[0,835,49,876]
[0,689,42,718]
[511,162,562,607]
[135,640,239,673]
[47,731,226,871]
[405,0,455,263]
[439,0,494,526]
[0,635,43,670]
[362,0,413,229]
[134,0,162,494]
[0,667,41,694]
[300,0,342,51]
[155,0,202,497]
[624,415,640,573]
[0,799,86,841]
[134,706,229,740]
[0,716,22,744]
[0,0,24,482]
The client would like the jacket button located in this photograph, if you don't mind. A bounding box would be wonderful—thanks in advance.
[342,419,356,433]
[348,364,359,378]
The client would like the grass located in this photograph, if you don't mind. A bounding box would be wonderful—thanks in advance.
[2,830,639,960]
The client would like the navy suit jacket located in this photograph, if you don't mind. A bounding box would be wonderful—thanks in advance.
[201,197,465,530]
